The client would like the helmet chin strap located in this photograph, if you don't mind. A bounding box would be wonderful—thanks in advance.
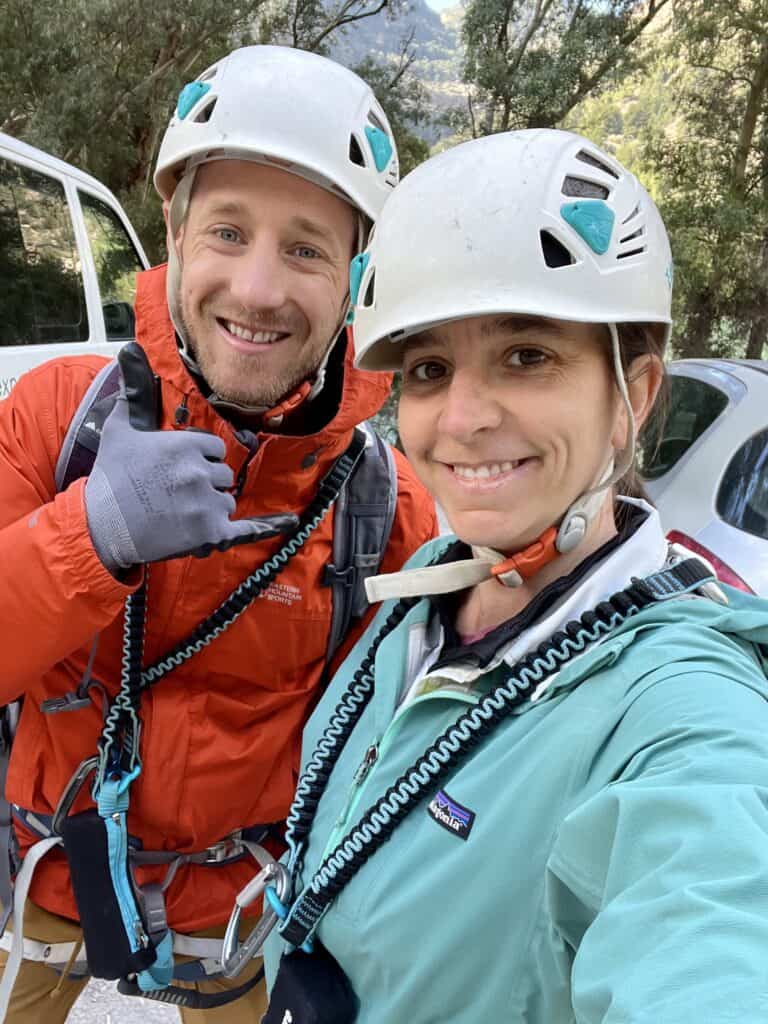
[165,167,367,425]
[366,325,637,604]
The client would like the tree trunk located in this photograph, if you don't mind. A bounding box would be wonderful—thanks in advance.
[745,315,767,360]
[676,292,717,359]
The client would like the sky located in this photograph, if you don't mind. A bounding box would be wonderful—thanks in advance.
[425,0,456,11]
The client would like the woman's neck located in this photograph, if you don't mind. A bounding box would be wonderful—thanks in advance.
[455,498,618,639]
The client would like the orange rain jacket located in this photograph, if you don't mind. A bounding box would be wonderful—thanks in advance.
[0,265,437,933]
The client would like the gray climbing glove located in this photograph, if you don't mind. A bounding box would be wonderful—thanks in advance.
[85,343,297,572]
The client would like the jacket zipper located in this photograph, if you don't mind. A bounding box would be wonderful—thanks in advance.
[320,687,476,859]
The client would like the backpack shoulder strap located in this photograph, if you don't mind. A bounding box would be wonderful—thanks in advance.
[323,422,398,663]
[54,359,121,492]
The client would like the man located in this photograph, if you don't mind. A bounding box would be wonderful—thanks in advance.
[0,45,436,1022]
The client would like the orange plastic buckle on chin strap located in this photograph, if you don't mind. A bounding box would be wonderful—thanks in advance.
[490,526,559,584]
[263,381,313,427]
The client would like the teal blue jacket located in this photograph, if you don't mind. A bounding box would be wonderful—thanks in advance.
[266,536,768,1022]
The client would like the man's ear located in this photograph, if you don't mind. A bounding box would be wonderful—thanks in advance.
[611,354,664,449]
[162,199,184,258]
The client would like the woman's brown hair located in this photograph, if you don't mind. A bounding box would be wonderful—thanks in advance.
[608,321,670,509]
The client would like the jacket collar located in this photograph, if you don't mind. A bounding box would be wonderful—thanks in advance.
[391,502,670,707]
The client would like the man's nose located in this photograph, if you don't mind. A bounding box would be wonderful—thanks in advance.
[437,371,503,444]
[227,237,288,312]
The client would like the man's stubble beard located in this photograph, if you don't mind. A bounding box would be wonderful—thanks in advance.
[179,303,338,409]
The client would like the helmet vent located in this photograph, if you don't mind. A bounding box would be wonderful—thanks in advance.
[622,204,641,224]
[193,98,217,123]
[575,150,619,179]
[562,176,609,200]
[619,227,643,243]
[616,246,646,260]
[367,110,387,133]
[540,230,575,268]
[198,65,219,83]
[349,134,367,168]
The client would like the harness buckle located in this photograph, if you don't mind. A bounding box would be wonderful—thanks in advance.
[40,691,93,714]
[204,832,245,864]
[220,860,290,979]
[51,756,99,835]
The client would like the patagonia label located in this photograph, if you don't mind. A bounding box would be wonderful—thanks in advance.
[428,789,475,841]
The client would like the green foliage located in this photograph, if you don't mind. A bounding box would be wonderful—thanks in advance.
[0,0,417,263]
[639,0,768,358]
[459,0,671,135]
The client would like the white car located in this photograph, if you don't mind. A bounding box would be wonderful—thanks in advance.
[0,131,148,398]
[639,358,768,596]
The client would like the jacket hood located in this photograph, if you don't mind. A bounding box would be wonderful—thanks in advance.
[133,264,394,439]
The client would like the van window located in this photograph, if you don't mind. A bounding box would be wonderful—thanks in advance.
[79,191,143,340]
[638,375,729,481]
[0,157,88,346]
[716,428,768,540]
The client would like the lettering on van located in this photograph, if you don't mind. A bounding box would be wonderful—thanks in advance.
[0,377,18,399]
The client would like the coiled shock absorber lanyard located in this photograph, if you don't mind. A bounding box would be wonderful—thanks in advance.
[89,430,367,998]
[276,556,715,948]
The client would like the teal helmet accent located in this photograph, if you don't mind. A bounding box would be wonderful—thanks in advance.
[346,252,371,323]
[560,200,615,256]
[176,82,212,121]
[364,126,394,173]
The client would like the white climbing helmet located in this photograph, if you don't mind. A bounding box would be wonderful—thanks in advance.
[155,45,398,222]
[350,128,672,371]
[356,130,675,601]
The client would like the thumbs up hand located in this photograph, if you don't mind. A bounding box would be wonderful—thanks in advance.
[84,344,297,573]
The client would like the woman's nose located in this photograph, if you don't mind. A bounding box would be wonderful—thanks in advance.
[437,371,503,444]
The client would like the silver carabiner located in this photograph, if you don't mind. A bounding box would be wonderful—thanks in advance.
[220,860,291,978]
[51,756,99,835]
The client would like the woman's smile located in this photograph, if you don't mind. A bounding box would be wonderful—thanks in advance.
[439,457,539,492]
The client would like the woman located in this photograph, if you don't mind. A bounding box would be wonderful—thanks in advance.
[259,130,768,1022]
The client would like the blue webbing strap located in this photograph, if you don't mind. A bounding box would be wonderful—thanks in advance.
[97,772,173,992]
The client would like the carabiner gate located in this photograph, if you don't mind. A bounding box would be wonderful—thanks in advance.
[220,860,291,978]
[51,756,99,835]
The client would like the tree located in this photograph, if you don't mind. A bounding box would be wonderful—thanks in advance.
[0,0,412,262]
[641,0,768,358]
[457,0,671,138]
[353,31,432,176]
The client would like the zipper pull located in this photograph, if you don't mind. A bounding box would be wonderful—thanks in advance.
[354,744,378,786]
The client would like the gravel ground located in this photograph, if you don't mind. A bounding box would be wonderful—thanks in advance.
[69,980,179,1023]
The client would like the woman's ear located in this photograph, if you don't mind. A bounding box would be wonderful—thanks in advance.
[611,354,664,449]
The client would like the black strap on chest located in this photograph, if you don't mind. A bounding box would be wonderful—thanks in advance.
[278,557,716,948]
[53,359,397,670]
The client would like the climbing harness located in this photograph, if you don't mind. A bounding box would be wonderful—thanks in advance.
[0,419,398,1014]
[236,556,715,1022]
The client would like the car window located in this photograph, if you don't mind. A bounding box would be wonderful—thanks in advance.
[638,374,729,480]
[0,157,89,346]
[79,190,143,340]
[716,428,768,540]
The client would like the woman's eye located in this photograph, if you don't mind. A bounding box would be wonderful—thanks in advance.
[507,348,547,367]
[293,245,321,259]
[409,361,446,382]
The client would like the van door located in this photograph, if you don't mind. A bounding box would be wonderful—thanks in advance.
[76,188,145,343]
[0,154,146,397]
[0,156,91,396]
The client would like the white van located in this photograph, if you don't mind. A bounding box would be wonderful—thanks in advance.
[0,131,149,398]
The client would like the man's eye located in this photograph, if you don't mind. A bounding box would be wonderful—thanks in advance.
[293,245,321,259]
[216,227,240,244]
